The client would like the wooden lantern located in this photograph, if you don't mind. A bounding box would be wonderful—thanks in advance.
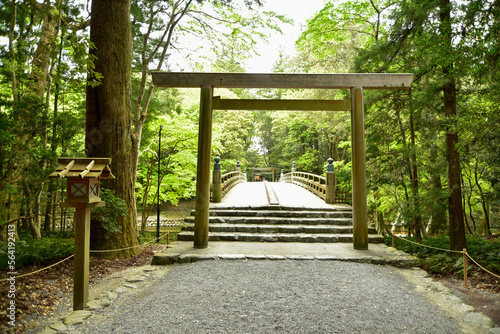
[51,158,115,203]
[49,157,114,310]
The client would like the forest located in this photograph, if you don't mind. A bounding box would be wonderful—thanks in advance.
[0,0,499,271]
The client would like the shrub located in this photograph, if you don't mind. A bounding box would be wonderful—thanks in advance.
[0,236,74,268]
[91,188,128,238]
[385,234,500,276]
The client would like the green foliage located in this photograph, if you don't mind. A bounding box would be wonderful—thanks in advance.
[0,235,74,267]
[91,189,128,237]
[386,234,500,276]
[135,110,198,209]
[137,230,180,245]
[294,0,500,241]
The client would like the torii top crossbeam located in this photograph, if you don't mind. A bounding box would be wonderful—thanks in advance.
[151,72,413,90]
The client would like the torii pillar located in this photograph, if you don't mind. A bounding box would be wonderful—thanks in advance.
[351,87,368,249]
[193,85,213,248]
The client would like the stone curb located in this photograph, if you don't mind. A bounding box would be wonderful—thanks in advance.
[151,251,419,268]
[40,267,161,334]
[397,267,497,333]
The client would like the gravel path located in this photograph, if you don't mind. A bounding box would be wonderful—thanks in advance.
[77,260,461,334]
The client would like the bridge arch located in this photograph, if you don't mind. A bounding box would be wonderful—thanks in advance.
[152,72,413,250]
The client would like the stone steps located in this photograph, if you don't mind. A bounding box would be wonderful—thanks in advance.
[177,232,384,243]
[184,217,353,226]
[179,206,383,244]
[204,210,353,219]
[182,223,371,234]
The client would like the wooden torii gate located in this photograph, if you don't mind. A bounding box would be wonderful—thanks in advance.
[249,168,282,182]
[151,72,413,250]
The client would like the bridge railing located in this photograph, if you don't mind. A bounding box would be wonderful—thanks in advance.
[280,159,351,204]
[221,170,246,197]
[212,157,246,203]
[282,171,326,198]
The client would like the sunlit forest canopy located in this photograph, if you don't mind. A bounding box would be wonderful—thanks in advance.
[0,0,499,255]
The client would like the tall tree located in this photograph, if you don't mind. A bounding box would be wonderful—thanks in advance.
[86,0,139,257]
[438,0,466,251]
[130,0,285,190]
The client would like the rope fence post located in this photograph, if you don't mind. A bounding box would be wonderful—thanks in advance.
[392,233,395,248]
[463,248,468,289]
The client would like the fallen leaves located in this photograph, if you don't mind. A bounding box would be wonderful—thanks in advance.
[0,245,164,333]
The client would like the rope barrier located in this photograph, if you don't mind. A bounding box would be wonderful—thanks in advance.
[393,234,463,254]
[89,232,170,253]
[0,254,74,282]
[392,233,500,287]
[465,252,500,280]
[0,232,171,281]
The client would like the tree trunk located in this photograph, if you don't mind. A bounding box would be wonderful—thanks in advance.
[2,0,57,239]
[86,0,139,258]
[27,2,58,98]
[130,1,192,188]
[24,187,42,239]
[395,105,421,240]
[408,95,423,239]
[428,168,447,234]
[440,0,467,252]
[475,162,492,236]
[478,196,491,236]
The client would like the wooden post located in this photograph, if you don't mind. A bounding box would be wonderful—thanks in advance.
[325,158,336,204]
[213,156,222,203]
[194,85,213,248]
[351,87,368,250]
[72,203,91,310]
[291,161,296,184]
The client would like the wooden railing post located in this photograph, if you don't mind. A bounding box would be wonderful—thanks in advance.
[291,161,296,184]
[325,158,336,204]
[236,160,241,173]
[212,156,222,203]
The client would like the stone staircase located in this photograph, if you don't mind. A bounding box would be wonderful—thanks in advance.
[178,206,383,243]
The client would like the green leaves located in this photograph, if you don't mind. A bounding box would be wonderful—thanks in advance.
[136,109,198,209]
[91,188,128,237]
[0,236,74,267]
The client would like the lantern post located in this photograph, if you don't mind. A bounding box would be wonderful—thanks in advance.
[50,158,114,310]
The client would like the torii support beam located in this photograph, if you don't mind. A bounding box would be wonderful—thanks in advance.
[151,72,413,250]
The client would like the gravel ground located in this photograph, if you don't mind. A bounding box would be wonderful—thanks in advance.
[76,260,461,334]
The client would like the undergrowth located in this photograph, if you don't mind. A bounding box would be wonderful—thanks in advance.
[0,229,180,269]
[385,234,500,277]
[137,230,179,245]
[0,232,75,268]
